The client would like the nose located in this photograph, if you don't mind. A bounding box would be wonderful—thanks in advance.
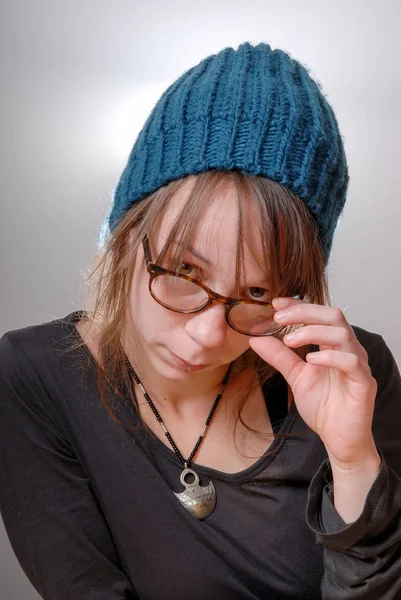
[184,302,228,348]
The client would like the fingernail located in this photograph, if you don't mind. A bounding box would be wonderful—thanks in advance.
[284,332,297,342]
[275,310,290,322]
[273,297,288,307]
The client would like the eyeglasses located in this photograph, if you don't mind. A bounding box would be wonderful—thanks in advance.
[142,235,289,337]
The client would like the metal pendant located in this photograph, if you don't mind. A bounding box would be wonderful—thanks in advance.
[173,466,216,520]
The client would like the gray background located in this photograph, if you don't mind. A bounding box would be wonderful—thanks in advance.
[1,0,400,597]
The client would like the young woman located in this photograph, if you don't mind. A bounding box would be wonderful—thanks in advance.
[1,42,401,600]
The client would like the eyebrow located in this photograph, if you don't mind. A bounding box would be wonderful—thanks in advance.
[170,239,271,287]
[170,240,213,267]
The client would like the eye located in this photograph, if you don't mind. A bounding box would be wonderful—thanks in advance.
[179,262,201,278]
[245,287,271,303]
[163,252,202,278]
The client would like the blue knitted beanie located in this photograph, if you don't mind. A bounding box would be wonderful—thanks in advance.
[108,42,348,263]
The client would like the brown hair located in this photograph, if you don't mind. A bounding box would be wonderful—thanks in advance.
[75,169,329,458]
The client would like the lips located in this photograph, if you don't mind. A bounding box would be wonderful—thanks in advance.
[169,350,210,370]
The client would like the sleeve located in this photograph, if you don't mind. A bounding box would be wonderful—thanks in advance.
[0,333,138,600]
[306,336,401,599]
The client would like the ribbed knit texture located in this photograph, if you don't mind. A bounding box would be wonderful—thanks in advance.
[109,42,349,262]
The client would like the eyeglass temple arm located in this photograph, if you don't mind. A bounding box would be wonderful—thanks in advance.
[142,235,152,265]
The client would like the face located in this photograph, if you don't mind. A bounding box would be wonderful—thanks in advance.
[127,178,270,386]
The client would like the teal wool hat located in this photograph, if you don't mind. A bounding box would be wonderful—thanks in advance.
[109,42,348,262]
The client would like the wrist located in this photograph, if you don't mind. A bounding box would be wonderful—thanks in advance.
[326,441,381,475]
[328,451,381,524]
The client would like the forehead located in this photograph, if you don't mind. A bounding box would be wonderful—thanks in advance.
[155,176,264,263]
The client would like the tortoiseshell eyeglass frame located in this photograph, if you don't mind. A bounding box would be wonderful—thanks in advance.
[142,235,286,337]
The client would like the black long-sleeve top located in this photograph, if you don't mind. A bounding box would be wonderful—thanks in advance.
[1,311,401,599]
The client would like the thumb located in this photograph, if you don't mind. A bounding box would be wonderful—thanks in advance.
[249,335,304,388]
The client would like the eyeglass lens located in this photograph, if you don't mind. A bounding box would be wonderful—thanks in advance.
[150,274,282,335]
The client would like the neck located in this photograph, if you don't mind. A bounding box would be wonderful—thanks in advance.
[127,349,232,409]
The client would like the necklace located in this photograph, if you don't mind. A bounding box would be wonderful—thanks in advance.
[124,356,232,520]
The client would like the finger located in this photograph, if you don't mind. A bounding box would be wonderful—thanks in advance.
[274,303,350,329]
[306,350,374,383]
[249,335,305,389]
[272,296,305,310]
[283,325,366,357]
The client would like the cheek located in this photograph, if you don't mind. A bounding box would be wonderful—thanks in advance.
[130,275,180,336]
[228,330,251,356]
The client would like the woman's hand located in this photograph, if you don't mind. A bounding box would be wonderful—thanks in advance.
[249,297,380,469]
